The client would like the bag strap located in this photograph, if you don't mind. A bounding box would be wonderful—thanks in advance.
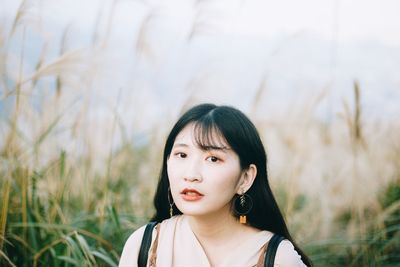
[138,222,158,267]
[264,234,285,267]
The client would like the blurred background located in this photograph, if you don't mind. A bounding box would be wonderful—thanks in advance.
[1,0,399,266]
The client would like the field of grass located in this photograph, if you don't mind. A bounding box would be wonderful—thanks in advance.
[1,1,400,266]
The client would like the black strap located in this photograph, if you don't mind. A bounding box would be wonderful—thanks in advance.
[264,234,285,267]
[138,222,157,267]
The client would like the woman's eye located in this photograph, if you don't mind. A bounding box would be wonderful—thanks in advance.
[175,152,187,158]
[206,156,219,163]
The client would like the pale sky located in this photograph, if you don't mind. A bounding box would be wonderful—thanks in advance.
[2,0,400,46]
[1,0,400,123]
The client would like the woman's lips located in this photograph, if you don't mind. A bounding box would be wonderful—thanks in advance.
[181,188,204,201]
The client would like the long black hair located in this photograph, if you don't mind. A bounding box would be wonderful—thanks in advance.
[151,103,312,266]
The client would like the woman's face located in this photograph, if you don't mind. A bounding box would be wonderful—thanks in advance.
[167,123,244,218]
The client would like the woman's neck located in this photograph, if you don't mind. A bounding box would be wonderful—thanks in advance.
[185,208,261,266]
[190,212,234,237]
[186,207,255,245]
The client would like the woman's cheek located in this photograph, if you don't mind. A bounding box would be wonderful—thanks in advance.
[167,161,180,192]
[167,159,174,177]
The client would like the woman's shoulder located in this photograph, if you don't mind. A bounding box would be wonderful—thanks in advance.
[118,216,182,267]
[274,238,306,267]
[118,224,148,267]
[123,223,148,247]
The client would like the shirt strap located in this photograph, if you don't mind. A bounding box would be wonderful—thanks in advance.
[138,221,158,267]
[264,234,285,267]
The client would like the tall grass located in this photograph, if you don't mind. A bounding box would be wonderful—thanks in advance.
[1,1,400,266]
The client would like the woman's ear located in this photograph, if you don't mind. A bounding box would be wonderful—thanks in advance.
[237,164,257,194]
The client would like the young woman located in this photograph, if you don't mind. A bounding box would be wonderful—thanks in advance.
[119,103,312,267]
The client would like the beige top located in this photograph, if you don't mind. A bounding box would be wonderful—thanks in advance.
[119,215,305,267]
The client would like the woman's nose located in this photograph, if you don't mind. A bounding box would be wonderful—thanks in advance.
[184,174,202,182]
[183,159,203,182]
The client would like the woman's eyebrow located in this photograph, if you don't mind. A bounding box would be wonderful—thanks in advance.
[172,143,188,148]
[172,143,230,152]
[202,145,231,152]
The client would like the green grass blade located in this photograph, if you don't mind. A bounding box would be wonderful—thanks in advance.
[74,232,96,264]
[91,250,118,267]
[57,255,80,266]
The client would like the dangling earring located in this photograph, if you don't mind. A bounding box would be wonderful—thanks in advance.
[239,194,247,224]
[168,187,174,217]
[233,190,253,224]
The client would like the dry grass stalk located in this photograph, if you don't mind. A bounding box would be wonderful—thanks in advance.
[32,232,75,267]
[342,80,366,150]
[20,168,29,248]
[250,76,268,116]
[91,5,103,46]
[187,7,219,41]
[135,12,157,62]
[353,80,365,146]
[55,24,71,98]
[31,42,48,89]
[3,27,26,159]
[9,0,29,38]
[0,249,17,267]
[0,27,8,93]
[102,0,118,47]
[0,179,11,251]
[22,48,87,84]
